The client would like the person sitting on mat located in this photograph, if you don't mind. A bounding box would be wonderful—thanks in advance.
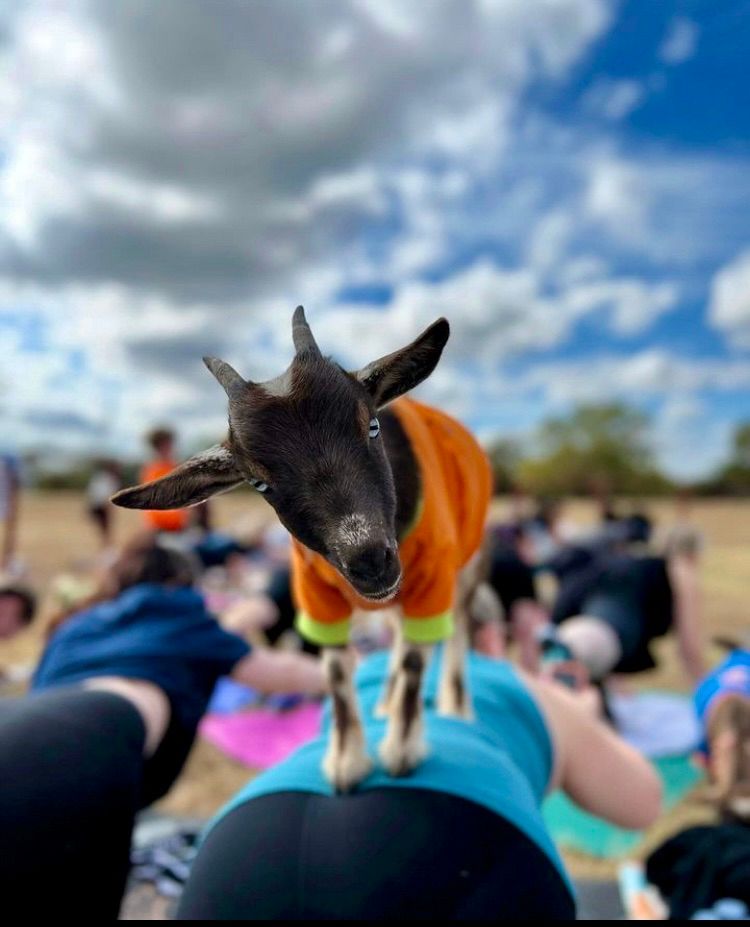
[177,637,662,920]
[535,525,706,691]
[693,641,750,823]
[0,532,325,918]
[643,643,750,919]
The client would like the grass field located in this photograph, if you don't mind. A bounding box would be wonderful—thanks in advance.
[2,491,749,879]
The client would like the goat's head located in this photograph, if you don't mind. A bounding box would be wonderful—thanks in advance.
[113,307,449,602]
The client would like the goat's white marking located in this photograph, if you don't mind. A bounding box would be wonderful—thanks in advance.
[337,513,373,548]
[321,648,373,791]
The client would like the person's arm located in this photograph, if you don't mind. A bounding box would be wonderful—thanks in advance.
[668,554,706,685]
[526,674,663,830]
[231,647,325,697]
[1,467,19,570]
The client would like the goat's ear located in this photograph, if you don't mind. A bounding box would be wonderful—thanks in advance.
[354,317,450,408]
[111,444,243,510]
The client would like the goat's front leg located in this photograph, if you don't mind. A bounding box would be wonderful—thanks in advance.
[379,635,431,777]
[437,615,473,719]
[438,561,479,720]
[374,613,402,718]
[321,646,373,793]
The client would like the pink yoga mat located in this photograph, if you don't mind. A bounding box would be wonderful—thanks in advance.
[199,703,323,769]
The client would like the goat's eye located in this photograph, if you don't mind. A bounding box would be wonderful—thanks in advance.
[369,417,380,439]
[249,479,269,494]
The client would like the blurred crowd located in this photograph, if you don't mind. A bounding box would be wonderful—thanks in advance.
[1,424,748,920]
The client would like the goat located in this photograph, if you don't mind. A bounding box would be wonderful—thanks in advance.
[113,307,492,791]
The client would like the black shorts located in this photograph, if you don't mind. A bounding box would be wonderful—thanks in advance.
[177,789,575,920]
[489,548,536,614]
[0,688,146,917]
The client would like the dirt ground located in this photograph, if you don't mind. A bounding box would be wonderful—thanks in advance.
[2,491,749,880]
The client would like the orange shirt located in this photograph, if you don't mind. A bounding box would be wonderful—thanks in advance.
[293,398,492,646]
[140,460,189,532]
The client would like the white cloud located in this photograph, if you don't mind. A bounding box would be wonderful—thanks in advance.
[709,248,750,349]
[561,278,679,335]
[0,0,746,484]
[583,79,644,121]
[521,350,750,405]
[659,17,699,65]
[652,397,732,482]
[584,154,649,240]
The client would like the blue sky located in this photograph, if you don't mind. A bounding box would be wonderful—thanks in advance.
[0,0,749,479]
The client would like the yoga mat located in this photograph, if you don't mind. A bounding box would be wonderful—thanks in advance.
[199,702,323,769]
[208,678,307,715]
[543,753,702,859]
[207,677,260,714]
[608,690,701,758]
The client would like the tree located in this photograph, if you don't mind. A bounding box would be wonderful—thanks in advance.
[484,437,522,493]
[517,402,672,496]
[704,421,750,494]
[731,423,750,469]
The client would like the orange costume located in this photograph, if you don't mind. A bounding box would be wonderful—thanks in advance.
[140,461,189,532]
[293,398,493,646]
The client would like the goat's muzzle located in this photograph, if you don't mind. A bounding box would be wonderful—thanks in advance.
[341,542,402,602]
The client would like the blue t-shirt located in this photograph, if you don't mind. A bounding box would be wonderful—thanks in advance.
[694,649,750,754]
[213,649,571,894]
[32,583,250,735]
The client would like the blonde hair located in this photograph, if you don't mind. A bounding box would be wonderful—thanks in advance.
[707,695,750,823]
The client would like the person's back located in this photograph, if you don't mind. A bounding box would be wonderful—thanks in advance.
[179,648,662,920]
[224,648,558,853]
[1,534,324,918]
[551,551,674,676]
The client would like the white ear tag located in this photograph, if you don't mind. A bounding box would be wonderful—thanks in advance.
[369,417,380,439]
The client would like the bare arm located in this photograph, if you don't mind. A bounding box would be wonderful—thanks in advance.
[231,647,326,697]
[668,554,706,685]
[1,471,19,569]
[526,674,663,830]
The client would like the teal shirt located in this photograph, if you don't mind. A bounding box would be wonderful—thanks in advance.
[213,649,571,893]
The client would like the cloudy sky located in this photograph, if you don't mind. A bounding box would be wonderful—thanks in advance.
[1,0,749,479]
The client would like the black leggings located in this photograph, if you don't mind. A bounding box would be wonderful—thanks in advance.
[0,688,146,918]
[178,789,575,920]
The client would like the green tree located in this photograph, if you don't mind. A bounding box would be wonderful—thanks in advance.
[732,423,750,468]
[705,421,750,494]
[485,437,522,493]
[518,403,671,496]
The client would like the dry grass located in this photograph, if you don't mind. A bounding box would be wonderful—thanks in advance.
[2,491,749,880]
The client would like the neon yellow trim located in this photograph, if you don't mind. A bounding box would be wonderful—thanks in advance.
[403,610,454,643]
[296,611,351,646]
[399,493,424,543]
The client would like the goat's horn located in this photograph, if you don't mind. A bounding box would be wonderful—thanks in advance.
[292,305,320,356]
[203,357,247,396]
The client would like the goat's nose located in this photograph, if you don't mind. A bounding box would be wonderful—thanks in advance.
[347,544,396,583]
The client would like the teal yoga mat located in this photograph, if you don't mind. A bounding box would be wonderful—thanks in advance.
[543,753,702,858]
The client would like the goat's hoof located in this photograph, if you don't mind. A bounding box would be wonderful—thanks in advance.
[322,746,373,793]
[378,732,428,777]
